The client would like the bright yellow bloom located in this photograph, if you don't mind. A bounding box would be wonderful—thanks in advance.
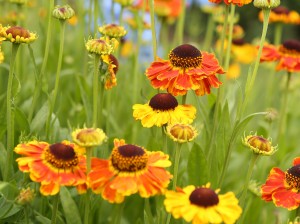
[98,24,127,38]
[0,26,37,44]
[72,127,107,147]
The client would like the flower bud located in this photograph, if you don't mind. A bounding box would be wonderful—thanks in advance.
[16,187,35,205]
[253,0,280,9]
[52,5,75,20]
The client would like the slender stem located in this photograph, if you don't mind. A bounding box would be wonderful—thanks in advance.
[224,4,236,72]
[175,0,186,45]
[45,21,66,140]
[219,5,229,65]
[273,23,282,46]
[181,94,187,104]
[93,55,101,127]
[112,203,125,224]
[144,198,155,224]
[277,72,291,143]
[5,43,20,181]
[119,6,124,26]
[111,1,115,23]
[51,194,60,224]
[172,143,182,190]
[88,0,93,34]
[239,9,271,118]
[94,0,99,32]
[203,13,215,51]
[149,0,157,59]
[84,147,93,224]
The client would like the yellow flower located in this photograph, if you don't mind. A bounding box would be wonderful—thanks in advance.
[72,127,107,147]
[52,4,75,20]
[133,93,196,128]
[85,37,118,55]
[164,183,242,224]
[98,24,127,38]
[242,133,277,156]
[166,123,198,143]
[0,26,37,44]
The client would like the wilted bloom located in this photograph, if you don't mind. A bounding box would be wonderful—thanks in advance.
[254,0,280,9]
[113,0,134,7]
[166,123,198,143]
[16,187,35,205]
[260,39,300,72]
[261,157,300,210]
[265,108,278,122]
[88,139,172,203]
[146,44,224,96]
[72,127,107,147]
[259,6,300,24]
[101,54,119,89]
[98,24,127,38]
[0,26,37,44]
[85,37,118,55]
[243,133,277,156]
[14,141,86,195]
[52,5,75,20]
[164,183,242,224]
[209,0,252,7]
[132,93,196,128]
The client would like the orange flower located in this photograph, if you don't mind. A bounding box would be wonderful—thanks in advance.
[258,6,300,24]
[14,141,86,196]
[87,139,172,203]
[101,54,119,89]
[146,44,224,96]
[261,157,300,210]
[208,0,252,7]
[260,40,300,72]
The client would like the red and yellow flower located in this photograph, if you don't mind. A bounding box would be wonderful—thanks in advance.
[260,40,300,72]
[0,25,37,44]
[261,157,300,210]
[132,93,196,128]
[164,183,242,224]
[101,54,119,89]
[208,0,252,7]
[259,6,300,24]
[146,44,224,96]
[87,139,172,203]
[14,141,86,196]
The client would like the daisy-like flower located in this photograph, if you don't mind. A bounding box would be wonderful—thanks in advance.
[0,26,37,44]
[261,157,300,210]
[132,93,196,128]
[260,39,300,72]
[14,141,86,196]
[98,24,127,39]
[166,123,198,143]
[85,37,118,55]
[88,139,172,203]
[146,44,224,96]
[72,127,107,147]
[259,6,300,24]
[208,0,252,7]
[164,183,242,224]
[242,133,277,156]
[101,54,119,89]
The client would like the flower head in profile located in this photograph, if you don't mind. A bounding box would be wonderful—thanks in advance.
[132,93,196,128]
[166,123,198,143]
[88,139,172,203]
[259,6,300,24]
[98,24,127,39]
[0,26,37,44]
[146,44,224,96]
[209,0,252,7]
[243,133,277,156]
[72,127,107,147]
[52,5,75,20]
[85,37,118,55]
[253,0,280,9]
[164,183,242,224]
[101,54,119,89]
[260,39,300,72]
[261,157,300,210]
[14,141,86,195]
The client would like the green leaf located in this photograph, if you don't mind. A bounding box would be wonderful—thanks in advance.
[14,107,30,134]
[187,143,209,186]
[59,187,82,224]
[30,102,48,133]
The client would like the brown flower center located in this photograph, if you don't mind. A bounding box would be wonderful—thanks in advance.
[285,165,300,190]
[168,44,202,68]
[6,26,30,38]
[272,6,290,15]
[149,93,178,111]
[189,188,219,207]
[109,54,119,74]
[44,143,79,169]
[232,39,245,46]
[247,136,271,152]
[111,144,148,172]
[279,40,300,56]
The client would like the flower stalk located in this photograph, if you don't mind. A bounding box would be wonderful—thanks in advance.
[149,0,157,59]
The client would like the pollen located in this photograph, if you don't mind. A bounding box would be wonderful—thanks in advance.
[285,164,300,190]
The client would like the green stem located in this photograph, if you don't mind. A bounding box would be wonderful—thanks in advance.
[111,1,115,23]
[149,0,157,59]
[84,147,93,224]
[273,23,282,46]
[45,21,66,140]
[162,126,167,153]
[239,9,271,118]
[119,6,124,26]
[93,56,101,127]
[277,72,291,143]
[94,0,99,32]
[224,4,236,72]
[182,94,187,104]
[4,43,20,181]
[175,0,186,45]
[172,143,182,190]
[88,0,93,34]
[144,198,155,224]
[51,194,60,224]
[219,5,229,65]
[203,13,215,51]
